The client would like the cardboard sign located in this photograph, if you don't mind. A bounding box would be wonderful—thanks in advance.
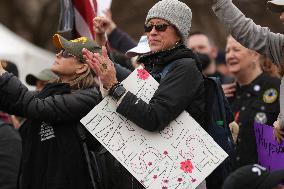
[254,122,284,170]
[81,68,228,189]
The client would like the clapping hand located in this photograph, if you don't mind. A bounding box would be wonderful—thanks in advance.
[82,46,118,90]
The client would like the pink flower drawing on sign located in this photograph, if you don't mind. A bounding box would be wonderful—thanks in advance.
[148,162,152,166]
[137,68,149,80]
[191,178,197,183]
[153,175,157,179]
[177,178,183,182]
[180,159,194,173]
[163,150,168,155]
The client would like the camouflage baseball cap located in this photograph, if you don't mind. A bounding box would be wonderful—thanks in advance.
[52,34,101,63]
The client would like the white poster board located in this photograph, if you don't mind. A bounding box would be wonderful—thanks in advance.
[81,68,228,189]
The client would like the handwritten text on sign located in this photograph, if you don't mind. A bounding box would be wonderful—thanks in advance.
[81,68,227,189]
[254,123,284,171]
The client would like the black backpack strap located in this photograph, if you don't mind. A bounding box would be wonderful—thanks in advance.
[159,61,179,81]
[206,77,235,149]
[158,57,200,82]
[76,124,99,189]
[152,59,182,82]
[209,77,227,125]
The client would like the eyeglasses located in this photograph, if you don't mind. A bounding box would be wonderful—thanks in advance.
[144,23,171,33]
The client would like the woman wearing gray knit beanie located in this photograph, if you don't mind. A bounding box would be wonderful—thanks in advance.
[83,0,207,188]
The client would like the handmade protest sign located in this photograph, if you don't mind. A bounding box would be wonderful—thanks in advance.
[81,68,228,189]
[254,122,284,171]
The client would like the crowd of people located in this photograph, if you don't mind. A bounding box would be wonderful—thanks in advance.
[0,0,284,188]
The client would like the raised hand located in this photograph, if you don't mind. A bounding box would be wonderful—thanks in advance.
[273,119,284,144]
[103,9,117,35]
[93,16,110,35]
[221,83,236,97]
[82,46,118,90]
[0,60,6,75]
[93,16,109,46]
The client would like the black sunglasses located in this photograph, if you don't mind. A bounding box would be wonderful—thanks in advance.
[59,50,76,59]
[59,50,84,63]
[144,23,171,32]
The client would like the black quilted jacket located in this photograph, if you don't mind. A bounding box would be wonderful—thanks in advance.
[0,73,101,189]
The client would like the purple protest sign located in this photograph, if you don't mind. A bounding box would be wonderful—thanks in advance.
[254,122,284,171]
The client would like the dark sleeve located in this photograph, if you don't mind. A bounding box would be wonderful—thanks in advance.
[0,124,21,189]
[117,59,203,131]
[114,63,132,81]
[213,0,284,65]
[0,73,101,122]
[108,28,137,53]
[217,77,234,123]
[223,92,234,124]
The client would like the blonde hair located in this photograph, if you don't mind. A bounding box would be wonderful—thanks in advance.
[52,67,96,90]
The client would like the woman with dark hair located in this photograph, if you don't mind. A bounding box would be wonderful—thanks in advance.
[0,34,101,189]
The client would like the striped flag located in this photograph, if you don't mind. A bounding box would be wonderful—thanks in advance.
[73,0,97,39]
[58,0,112,40]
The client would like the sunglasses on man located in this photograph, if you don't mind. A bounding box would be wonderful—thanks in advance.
[144,23,171,33]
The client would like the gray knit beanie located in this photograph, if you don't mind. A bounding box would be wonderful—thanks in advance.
[146,0,192,44]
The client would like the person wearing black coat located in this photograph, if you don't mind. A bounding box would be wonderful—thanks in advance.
[225,36,280,169]
[83,0,206,188]
[0,119,22,189]
[0,34,101,189]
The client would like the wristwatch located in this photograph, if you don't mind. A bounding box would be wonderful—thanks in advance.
[110,83,126,100]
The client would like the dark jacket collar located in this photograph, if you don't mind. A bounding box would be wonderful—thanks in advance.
[36,83,71,99]
[236,72,265,96]
[137,44,202,73]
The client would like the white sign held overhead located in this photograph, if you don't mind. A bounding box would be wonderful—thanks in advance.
[97,0,112,17]
[81,67,228,189]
